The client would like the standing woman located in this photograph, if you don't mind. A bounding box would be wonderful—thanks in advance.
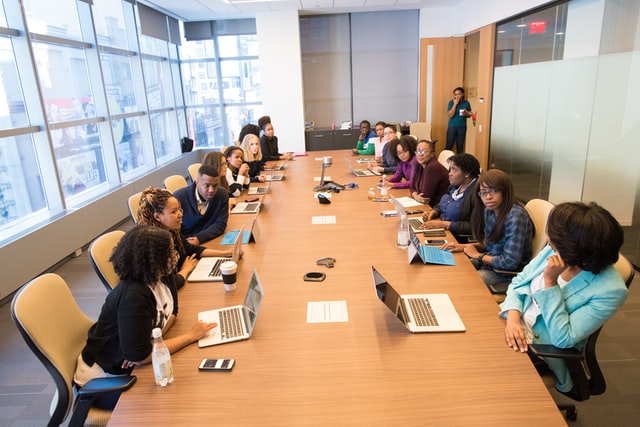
[225,146,250,197]
[446,87,472,153]
[74,226,216,405]
[240,134,266,183]
[136,187,233,289]
[422,152,481,241]
[409,139,449,205]
[386,135,417,189]
[201,151,230,195]
[443,169,533,291]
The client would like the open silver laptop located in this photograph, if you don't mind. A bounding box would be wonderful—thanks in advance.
[371,265,465,333]
[231,201,261,214]
[248,182,270,195]
[344,158,379,176]
[265,172,285,181]
[388,195,445,236]
[198,269,264,347]
[188,225,244,282]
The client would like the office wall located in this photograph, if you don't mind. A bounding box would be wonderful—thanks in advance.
[256,10,306,153]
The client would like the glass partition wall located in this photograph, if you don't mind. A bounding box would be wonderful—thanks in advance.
[490,0,640,265]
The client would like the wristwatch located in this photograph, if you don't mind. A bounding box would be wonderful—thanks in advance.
[478,253,486,264]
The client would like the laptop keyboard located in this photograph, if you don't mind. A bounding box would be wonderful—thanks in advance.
[408,298,439,326]
[208,258,229,278]
[409,218,423,230]
[243,202,259,212]
[219,307,244,339]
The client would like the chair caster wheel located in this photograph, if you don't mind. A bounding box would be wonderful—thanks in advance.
[565,408,578,421]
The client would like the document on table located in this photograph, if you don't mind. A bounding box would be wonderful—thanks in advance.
[312,216,336,224]
[314,176,332,182]
[307,301,349,323]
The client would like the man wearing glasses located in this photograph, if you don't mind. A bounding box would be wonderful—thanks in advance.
[410,140,449,205]
[174,164,229,245]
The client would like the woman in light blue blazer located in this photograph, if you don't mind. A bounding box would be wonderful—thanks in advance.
[499,201,628,396]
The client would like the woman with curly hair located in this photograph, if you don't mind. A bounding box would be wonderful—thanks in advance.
[74,226,217,404]
[136,187,234,288]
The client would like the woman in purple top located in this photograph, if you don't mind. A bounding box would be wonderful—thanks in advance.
[387,135,417,189]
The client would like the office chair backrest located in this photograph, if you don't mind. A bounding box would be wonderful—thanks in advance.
[188,162,201,182]
[163,174,188,193]
[409,122,431,141]
[437,150,455,169]
[11,273,94,426]
[127,191,142,224]
[525,199,555,256]
[88,230,125,292]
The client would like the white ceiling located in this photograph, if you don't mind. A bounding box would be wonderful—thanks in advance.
[141,0,462,22]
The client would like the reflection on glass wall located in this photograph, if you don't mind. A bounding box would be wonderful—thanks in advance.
[23,0,82,41]
[495,2,568,67]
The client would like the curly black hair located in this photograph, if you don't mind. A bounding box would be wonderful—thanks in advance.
[547,202,623,274]
[110,225,174,286]
[448,153,480,179]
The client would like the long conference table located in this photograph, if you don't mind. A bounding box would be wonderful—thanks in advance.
[109,150,566,425]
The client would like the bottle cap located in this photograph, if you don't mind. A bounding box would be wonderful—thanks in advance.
[152,327,162,338]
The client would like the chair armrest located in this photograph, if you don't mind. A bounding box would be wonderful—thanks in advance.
[529,344,584,361]
[78,375,137,398]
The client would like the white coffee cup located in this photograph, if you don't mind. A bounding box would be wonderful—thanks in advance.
[220,261,237,291]
[459,109,465,116]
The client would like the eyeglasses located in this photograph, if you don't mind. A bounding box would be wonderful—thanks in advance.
[416,149,431,155]
[396,150,407,156]
[478,188,501,197]
[383,131,394,136]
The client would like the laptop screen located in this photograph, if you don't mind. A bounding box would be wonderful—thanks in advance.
[371,266,406,324]
[242,270,264,334]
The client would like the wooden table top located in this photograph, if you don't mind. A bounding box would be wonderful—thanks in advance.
[109,150,565,426]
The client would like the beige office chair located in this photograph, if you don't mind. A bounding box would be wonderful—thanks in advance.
[163,175,188,193]
[188,162,201,182]
[88,230,125,292]
[409,122,431,141]
[10,273,136,427]
[525,198,555,256]
[530,254,635,421]
[127,191,142,224]
[437,149,455,168]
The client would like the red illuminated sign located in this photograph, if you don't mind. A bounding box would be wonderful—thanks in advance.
[529,21,547,34]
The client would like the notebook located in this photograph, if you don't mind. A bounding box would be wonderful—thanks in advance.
[198,269,264,347]
[344,158,379,177]
[248,182,270,195]
[407,228,456,266]
[370,265,465,333]
[188,225,245,282]
[231,201,261,214]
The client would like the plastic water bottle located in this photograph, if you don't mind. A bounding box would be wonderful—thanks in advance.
[151,328,174,386]
[397,214,409,248]
[380,175,388,199]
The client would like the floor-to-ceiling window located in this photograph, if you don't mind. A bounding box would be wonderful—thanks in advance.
[181,19,262,147]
